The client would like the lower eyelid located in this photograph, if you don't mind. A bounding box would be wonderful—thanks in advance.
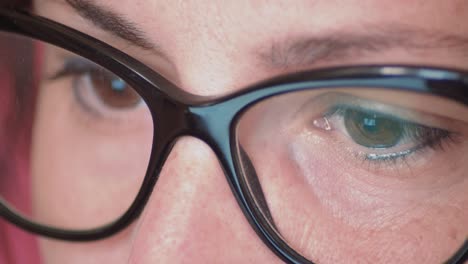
[364,149,414,162]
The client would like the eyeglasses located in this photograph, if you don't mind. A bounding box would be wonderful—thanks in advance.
[0,9,467,264]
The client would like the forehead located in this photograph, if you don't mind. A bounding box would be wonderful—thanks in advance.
[37,0,467,40]
[101,0,466,31]
[34,0,468,93]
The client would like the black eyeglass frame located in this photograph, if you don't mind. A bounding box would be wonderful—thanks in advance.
[0,10,466,264]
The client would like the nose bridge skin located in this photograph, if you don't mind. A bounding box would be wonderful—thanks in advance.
[126,137,281,263]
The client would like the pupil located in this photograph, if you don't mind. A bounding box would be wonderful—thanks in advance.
[91,71,141,109]
[344,109,403,148]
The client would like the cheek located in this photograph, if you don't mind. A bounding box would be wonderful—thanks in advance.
[38,225,135,264]
[30,82,153,229]
[241,124,467,263]
[289,133,468,228]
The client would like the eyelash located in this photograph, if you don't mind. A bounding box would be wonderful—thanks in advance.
[50,57,101,81]
[325,105,459,166]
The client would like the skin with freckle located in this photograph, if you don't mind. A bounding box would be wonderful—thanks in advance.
[2,0,467,263]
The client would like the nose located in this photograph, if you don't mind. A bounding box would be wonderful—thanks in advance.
[127,137,281,263]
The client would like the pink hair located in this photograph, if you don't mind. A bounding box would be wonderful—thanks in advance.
[0,32,40,264]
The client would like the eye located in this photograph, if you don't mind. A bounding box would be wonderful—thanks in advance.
[314,104,457,164]
[50,57,143,117]
[343,108,403,149]
[80,68,142,110]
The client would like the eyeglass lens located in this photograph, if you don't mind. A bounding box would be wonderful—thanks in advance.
[0,31,154,230]
[235,88,468,262]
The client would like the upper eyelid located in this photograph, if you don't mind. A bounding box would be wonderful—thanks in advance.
[327,104,418,126]
[49,56,110,80]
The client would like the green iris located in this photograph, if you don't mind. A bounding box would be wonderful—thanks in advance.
[344,108,404,149]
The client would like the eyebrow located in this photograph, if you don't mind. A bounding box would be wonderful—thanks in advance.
[64,0,468,69]
[65,0,155,50]
[260,26,468,68]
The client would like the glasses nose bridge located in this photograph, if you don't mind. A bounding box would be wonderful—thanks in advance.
[147,100,250,210]
[145,98,239,191]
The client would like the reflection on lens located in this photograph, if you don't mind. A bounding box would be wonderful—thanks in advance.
[235,89,468,263]
[0,32,154,230]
